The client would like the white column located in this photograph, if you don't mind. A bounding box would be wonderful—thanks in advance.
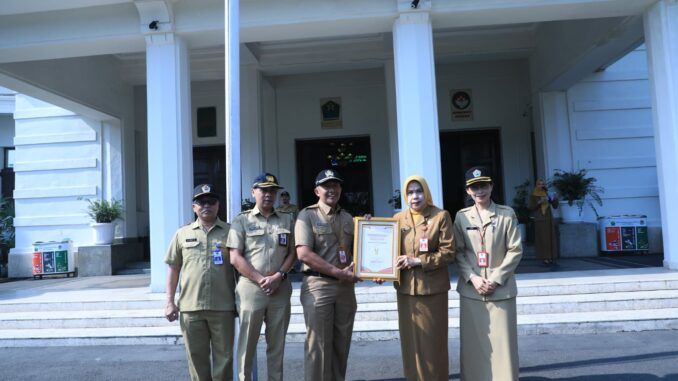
[240,52,262,196]
[392,8,443,206]
[225,0,241,222]
[534,91,573,177]
[384,60,401,208]
[644,0,678,269]
[146,34,193,292]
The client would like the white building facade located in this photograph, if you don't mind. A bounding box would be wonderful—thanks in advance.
[0,0,676,291]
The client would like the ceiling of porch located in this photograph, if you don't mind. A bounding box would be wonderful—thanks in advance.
[0,0,652,91]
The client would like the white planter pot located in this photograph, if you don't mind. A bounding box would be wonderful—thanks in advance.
[517,223,527,242]
[560,201,583,224]
[91,222,115,245]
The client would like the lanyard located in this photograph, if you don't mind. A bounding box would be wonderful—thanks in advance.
[474,206,490,251]
[320,206,344,249]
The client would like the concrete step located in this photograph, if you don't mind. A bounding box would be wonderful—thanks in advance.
[4,276,678,312]
[0,309,175,329]
[2,269,678,347]
[3,307,678,347]
[115,268,151,275]
[115,261,151,275]
[4,289,678,329]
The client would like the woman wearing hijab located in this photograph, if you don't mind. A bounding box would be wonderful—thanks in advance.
[393,175,455,381]
[453,166,522,381]
[529,179,559,264]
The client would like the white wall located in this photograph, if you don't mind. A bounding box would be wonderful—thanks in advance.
[0,55,138,238]
[565,47,661,231]
[436,59,534,205]
[9,95,110,277]
[273,69,393,217]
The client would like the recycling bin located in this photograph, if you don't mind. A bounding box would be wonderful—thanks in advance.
[598,215,649,253]
[32,240,76,278]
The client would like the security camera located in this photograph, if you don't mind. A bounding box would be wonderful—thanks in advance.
[411,0,420,8]
[149,20,159,31]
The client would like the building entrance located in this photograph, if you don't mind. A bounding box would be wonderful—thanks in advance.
[440,129,505,214]
[295,136,373,216]
[193,145,227,220]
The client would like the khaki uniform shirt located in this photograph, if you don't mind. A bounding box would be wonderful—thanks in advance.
[295,203,353,271]
[226,206,295,282]
[276,204,299,220]
[453,202,523,301]
[164,219,235,312]
[394,205,455,296]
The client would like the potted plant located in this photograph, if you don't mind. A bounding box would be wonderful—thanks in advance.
[550,169,603,223]
[511,180,530,242]
[387,189,402,212]
[84,198,124,245]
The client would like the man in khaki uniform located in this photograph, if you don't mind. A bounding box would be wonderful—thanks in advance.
[295,169,360,381]
[454,166,522,381]
[275,190,299,220]
[165,184,236,381]
[227,173,296,381]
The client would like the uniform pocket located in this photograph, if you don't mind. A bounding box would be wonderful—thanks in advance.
[312,224,333,235]
[181,240,202,260]
[181,240,200,249]
[246,229,265,237]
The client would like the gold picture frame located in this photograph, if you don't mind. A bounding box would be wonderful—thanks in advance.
[352,217,400,281]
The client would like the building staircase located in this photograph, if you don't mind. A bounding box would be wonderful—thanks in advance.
[1,268,678,347]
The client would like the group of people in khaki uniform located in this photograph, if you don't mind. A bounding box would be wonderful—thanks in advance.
[165,165,522,381]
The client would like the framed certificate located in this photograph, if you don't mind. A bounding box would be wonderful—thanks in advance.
[352,217,400,281]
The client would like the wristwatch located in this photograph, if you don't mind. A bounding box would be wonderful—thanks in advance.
[278,270,288,280]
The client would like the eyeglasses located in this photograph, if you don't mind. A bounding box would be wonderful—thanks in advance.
[193,197,218,207]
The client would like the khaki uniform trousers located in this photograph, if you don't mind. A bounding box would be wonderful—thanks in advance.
[397,292,449,381]
[236,279,292,381]
[459,296,519,381]
[180,310,235,381]
[300,276,357,381]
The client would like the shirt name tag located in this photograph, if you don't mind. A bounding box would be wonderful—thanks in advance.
[185,238,198,242]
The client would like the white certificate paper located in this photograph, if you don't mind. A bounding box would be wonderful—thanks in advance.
[353,218,400,281]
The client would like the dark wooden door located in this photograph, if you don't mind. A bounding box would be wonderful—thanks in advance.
[440,129,504,214]
[295,136,373,216]
[193,146,227,220]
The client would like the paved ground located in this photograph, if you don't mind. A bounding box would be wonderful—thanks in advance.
[2,330,678,380]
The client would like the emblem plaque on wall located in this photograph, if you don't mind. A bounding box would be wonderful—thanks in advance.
[320,97,342,129]
[450,89,473,121]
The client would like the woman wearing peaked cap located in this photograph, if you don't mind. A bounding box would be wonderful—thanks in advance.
[453,166,522,381]
[392,175,455,381]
